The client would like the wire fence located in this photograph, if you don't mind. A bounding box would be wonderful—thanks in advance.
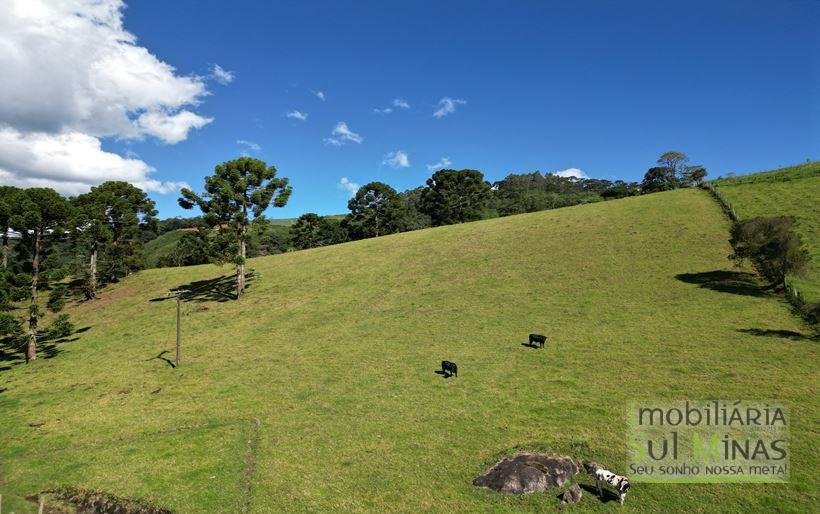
[701,182,809,314]
[701,182,739,222]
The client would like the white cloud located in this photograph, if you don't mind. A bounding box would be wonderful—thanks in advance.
[0,0,211,141]
[426,157,453,171]
[0,0,215,194]
[314,90,326,101]
[554,168,588,179]
[433,97,466,118]
[374,98,410,115]
[286,110,308,121]
[136,110,212,145]
[237,139,261,152]
[383,150,410,169]
[0,127,186,196]
[338,177,360,198]
[210,64,234,85]
[324,121,363,146]
[136,179,191,195]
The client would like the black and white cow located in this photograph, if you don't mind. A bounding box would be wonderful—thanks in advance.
[583,461,630,505]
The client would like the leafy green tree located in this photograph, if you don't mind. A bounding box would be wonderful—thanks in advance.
[642,151,706,192]
[179,157,292,298]
[421,169,492,226]
[681,165,708,186]
[657,151,689,178]
[157,231,213,267]
[343,182,403,239]
[600,180,641,199]
[640,166,677,193]
[394,187,432,232]
[72,181,157,298]
[0,186,21,270]
[9,188,71,362]
[291,213,326,249]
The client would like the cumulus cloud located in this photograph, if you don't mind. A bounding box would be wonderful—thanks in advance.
[338,177,360,197]
[136,110,213,145]
[210,64,234,85]
[433,97,466,118]
[554,168,588,179]
[324,121,363,146]
[314,90,326,101]
[0,127,187,196]
[286,110,308,121]
[373,107,393,114]
[237,139,261,152]
[426,157,453,171]
[0,0,214,195]
[383,150,410,169]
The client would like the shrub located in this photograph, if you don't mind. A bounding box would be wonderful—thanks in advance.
[45,313,74,340]
[729,216,810,288]
[47,284,68,312]
[0,312,21,336]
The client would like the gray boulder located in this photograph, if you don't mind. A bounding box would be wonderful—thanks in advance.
[561,483,582,504]
[473,453,579,494]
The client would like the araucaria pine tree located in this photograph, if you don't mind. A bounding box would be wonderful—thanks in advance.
[9,188,71,362]
[179,157,291,298]
[72,181,157,299]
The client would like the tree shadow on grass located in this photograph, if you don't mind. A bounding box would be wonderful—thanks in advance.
[675,270,770,297]
[737,328,818,342]
[149,272,255,304]
[0,325,90,372]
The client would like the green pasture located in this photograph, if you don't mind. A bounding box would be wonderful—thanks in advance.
[1,188,817,512]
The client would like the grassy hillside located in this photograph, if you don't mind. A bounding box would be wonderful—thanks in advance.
[142,229,187,268]
[712,161,820,304]
[143,215,346,268]
[1,189,817,512]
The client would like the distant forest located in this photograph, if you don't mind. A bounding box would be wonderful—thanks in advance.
[147,169,644,268]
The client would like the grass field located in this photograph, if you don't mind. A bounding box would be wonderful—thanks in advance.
[1,189,817,512]
[143,230,188,268]
[712,161,820,304]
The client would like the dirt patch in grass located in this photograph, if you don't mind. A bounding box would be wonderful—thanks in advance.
[240,418,261,513]
[28,487,172,513]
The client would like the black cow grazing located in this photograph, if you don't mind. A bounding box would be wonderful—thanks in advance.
[529,333,547,348]
[441,360,458,378]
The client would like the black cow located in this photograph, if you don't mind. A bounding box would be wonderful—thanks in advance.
[529,333,547,348]
[441,360,458,378]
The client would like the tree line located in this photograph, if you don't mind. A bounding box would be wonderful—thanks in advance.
[0,182,157,361]
[156,157,680,266]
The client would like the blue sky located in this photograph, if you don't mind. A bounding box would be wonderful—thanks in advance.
[2,0,817,218]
